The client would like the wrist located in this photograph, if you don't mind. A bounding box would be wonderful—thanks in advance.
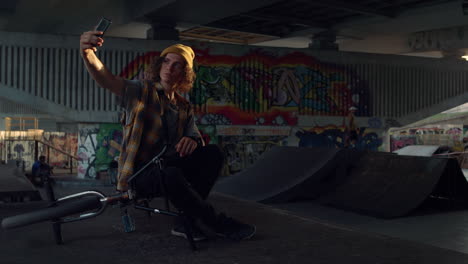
[81,49,94,58]
[187,136,202,146]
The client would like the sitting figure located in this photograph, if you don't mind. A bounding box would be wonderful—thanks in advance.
[31,156,52,187]
[79,28,256,241]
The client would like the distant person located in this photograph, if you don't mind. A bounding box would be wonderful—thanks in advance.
[31,156,52,186]
[31,155,45,178]
[344,106,358,148]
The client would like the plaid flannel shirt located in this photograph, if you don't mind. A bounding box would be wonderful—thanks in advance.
[116,81,191,191]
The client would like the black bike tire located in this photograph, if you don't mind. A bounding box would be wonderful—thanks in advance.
[1,196,102,229]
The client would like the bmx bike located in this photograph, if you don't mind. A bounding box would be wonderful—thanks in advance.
[1,145,198,250]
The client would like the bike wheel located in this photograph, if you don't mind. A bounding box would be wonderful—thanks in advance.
[1,196,102,229]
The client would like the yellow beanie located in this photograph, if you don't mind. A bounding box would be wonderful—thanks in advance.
[160,44,195,69]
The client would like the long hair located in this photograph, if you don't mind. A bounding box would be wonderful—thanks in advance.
[144,55,196,93]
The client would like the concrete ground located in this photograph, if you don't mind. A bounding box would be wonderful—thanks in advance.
[2,181,468,264]
[268,167,468,254]
[276,200,468,255]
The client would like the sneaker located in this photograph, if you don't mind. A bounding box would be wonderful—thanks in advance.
[171,224,207,241]
[214,213,256,241]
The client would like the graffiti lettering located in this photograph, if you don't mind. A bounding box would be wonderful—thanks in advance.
[296,126,382,151]
[120,50,371,126]
[274,69,301,106]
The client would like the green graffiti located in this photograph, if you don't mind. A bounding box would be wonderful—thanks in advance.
[198,125,218,145]
[95,123,123,171]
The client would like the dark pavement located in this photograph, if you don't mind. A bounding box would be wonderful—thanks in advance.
[1,184,468,264]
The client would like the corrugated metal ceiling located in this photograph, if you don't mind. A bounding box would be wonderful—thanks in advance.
[179,0,455,44]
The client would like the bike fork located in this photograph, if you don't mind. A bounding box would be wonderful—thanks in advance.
[44,175,63,245]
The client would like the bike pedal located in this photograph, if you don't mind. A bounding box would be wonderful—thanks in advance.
[121,214,135,233]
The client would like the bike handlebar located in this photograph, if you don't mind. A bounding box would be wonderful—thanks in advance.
[1,191,131,230]
[2,144,168,230]
[2,196,102,229]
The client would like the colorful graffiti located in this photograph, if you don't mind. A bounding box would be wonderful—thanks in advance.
[194,50,370,118]
[119,51,159,81]
[221,136,286,175]
[1,132,78,171]
[216,125,290,137]
[389,124,464,152]
[95,123,122,172]
[77,124,99,178]
[198,125,217,145]
[216,124,383,175]
[119,48,371,126]
[390,136,417,152]
[41,132,78,168]
[6,140,34,169]
[112,47,379,175]
[77,124,123,179]
[296,125,383,151]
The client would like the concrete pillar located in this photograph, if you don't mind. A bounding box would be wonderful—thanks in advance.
[463,0,468,15]
[146,21,179,40]
[309,30,338,50]
[0,117,5,130]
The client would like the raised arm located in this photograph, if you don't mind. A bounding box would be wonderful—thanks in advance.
[79,30,125,96]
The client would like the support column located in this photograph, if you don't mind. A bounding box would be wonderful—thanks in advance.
[146,21,179,40]
[309,30,338,50]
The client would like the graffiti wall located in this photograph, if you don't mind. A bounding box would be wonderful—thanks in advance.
[198,125,218,145]
[4,140,35,169]
[119,49,371,126]
[1,132,78,171]
[0,48,382,178]
[41,132,78,168]
[77,123,122,179]
[296,125,383,151]
[389,136,417,152]
[216,124,384,173]
[95,124,122,172]
[115,48,381,175]
[77,124,99,178]
[221,136,286,176]
[390,125,464,152]
[112,47,381,175]
[216,125,290,175]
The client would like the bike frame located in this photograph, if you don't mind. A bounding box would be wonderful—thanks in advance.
[2,145,197,250]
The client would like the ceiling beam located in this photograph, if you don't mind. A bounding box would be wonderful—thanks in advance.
[205,21,284,37]
[143,0,283,27]
[239,13,329,29]
[180,30,276,45]
[182,25,279,41]
[297,0,396,18]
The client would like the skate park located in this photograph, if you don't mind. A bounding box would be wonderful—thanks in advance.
[3,0,468,263]
[3,144,468,263]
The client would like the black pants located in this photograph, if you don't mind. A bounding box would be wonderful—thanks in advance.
[133,145,224,227]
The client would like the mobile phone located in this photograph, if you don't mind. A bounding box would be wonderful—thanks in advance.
[95,17,112,37]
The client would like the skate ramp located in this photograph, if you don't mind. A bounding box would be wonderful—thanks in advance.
[320,152,468,218]
[215,146,468,218]
[0,162,41,202]
[393,145,440,157]
[214,146,357,203]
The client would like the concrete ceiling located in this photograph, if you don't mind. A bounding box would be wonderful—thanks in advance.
[2,0,468,58]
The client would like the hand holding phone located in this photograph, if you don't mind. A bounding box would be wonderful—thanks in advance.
[95,17,112,37]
